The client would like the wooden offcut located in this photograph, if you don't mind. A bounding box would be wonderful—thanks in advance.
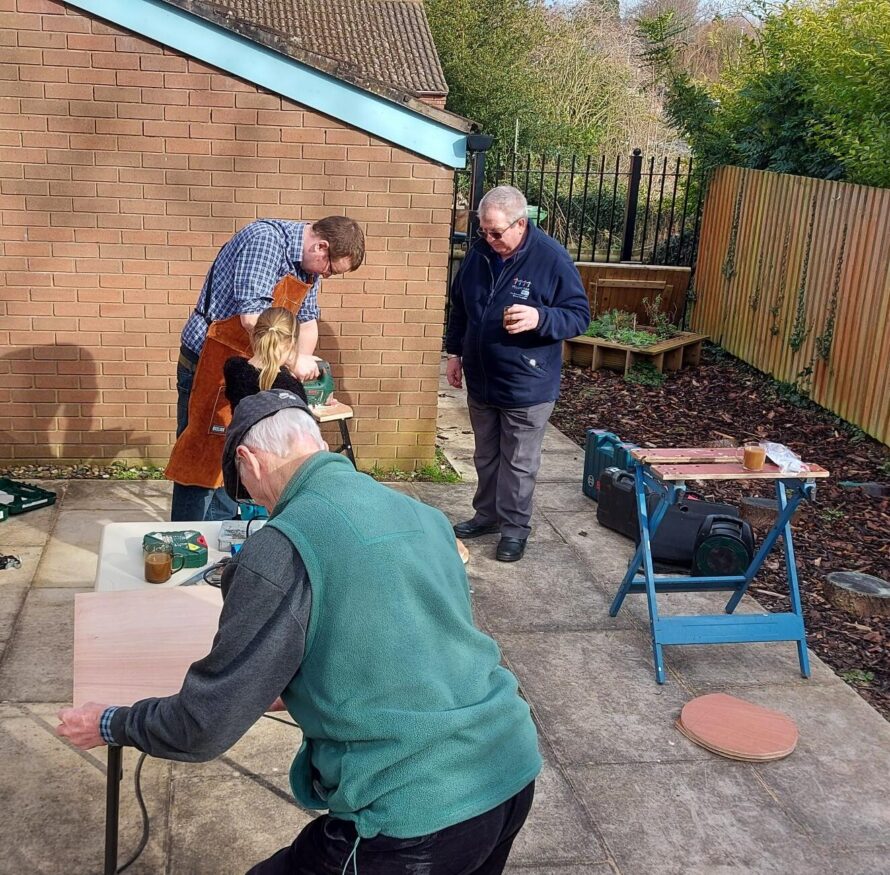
[677,693,799,762]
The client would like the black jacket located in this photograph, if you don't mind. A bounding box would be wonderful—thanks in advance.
[445,223,590,407]
[223,357,307,411]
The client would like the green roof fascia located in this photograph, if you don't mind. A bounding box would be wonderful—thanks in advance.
[65,0,468,168]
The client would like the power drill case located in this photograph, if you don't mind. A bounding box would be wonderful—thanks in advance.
[596,467,740,566]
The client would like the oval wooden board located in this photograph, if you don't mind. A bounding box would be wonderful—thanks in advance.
[678,693,798,761]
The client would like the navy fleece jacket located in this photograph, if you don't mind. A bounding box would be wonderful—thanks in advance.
[445,223,590,407]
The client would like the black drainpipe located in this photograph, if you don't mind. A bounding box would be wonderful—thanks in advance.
[466,133,494,240]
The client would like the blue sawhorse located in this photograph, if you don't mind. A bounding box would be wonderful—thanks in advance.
[608,448,829,684]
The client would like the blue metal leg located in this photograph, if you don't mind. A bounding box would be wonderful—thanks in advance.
[609,471,678,617]
[632,465,669,683]
[776,481,811,678]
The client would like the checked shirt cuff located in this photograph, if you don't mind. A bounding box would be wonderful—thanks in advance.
[99,706,120,745]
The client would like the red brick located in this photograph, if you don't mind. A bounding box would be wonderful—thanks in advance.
[18,29,65,48]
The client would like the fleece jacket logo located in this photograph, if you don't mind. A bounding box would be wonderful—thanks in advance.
[510,278,532,299]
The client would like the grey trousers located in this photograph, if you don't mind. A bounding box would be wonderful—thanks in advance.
[467,396,555,540]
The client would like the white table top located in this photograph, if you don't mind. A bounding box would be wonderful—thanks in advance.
[94,520,263,592]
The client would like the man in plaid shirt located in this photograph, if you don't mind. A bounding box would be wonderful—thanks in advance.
[172,216,365,521]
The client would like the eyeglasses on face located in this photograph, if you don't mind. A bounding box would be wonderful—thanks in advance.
[476,216,523,241]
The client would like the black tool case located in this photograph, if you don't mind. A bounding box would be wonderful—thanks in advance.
[596,467,741,567]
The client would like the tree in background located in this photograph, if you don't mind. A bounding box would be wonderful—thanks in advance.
[637,0,890,187]
[424,0,673,154]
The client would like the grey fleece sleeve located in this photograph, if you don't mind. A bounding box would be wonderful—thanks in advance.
[107,526,311,761]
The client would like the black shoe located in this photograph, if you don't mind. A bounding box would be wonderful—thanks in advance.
[453,519,500,539]
[496,536,527,562]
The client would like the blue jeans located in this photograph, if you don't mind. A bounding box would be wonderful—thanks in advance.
[170,360,238,522]
[246,781,534,875]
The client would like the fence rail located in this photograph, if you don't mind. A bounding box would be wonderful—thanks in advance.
[450,148,704,268]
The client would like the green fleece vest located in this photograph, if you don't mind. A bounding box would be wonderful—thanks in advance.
[267,452,541,839]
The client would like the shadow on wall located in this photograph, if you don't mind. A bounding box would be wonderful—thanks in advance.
[0,344,150,465]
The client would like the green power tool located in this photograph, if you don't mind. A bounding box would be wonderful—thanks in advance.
[303,359,335,406]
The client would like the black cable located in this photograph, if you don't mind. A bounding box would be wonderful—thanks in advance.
[262,713,298,728]
[202,559,227,587]
[116,752,149,873]
[114,715,297,871]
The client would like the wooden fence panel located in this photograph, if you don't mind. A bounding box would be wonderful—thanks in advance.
[692,166,890,445]
[576,263,691,324]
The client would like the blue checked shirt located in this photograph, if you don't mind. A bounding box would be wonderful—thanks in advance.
[99,706,119,745]
[180,219,322,355]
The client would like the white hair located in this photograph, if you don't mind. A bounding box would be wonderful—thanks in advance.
[478,185,528,223]
[241,408,324,458]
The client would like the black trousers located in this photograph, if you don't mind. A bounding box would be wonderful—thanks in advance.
[246,781,535,875]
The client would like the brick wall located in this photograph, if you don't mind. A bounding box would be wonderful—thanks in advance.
[0,0,454,469]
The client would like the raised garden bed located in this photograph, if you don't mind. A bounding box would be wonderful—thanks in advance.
[564,329,707,375]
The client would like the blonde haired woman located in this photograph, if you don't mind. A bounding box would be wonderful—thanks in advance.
[224,307,308,411]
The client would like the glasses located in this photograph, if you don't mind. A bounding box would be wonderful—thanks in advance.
[323,250,333,278]
[477,217,522,241]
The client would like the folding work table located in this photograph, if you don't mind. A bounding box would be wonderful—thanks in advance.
[608,447,829,684]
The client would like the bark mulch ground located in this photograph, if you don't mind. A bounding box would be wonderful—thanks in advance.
[553,345,890,720]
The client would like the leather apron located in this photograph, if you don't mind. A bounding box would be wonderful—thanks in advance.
[165,274,311,489]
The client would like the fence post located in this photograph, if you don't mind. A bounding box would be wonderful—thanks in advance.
[620,148,643,262]
[467,134,494,240]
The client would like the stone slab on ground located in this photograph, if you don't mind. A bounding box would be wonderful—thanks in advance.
[0,704,171,875]
[498,630,706,765]
[470,546,635,634]
[0,583,28,654]
[34,508,167,587]
[0,587,83,702]
[571,760,841,875]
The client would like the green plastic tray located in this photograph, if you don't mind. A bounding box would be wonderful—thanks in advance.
[0,478,57,516]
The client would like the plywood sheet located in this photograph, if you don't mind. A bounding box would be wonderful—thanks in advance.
[73,586,222,707]
[677,693,798,762]
[311,400,353,423]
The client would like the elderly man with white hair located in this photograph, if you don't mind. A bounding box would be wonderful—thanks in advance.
[445,185,590,561]
[57,390,541,875]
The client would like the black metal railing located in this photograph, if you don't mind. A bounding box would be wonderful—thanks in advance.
[449,148,705,269]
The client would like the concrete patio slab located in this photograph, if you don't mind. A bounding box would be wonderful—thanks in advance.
[169,712,302,795]
[536,448,586,483]
[34,508,166,587]
[0,583,28,652]
[0,482,66,546]
[166,773,314,873]
[507,866,614,874]
[571,760,831,875]
[0,704,171,875]
[720,683,890,848]
[497,630,704,765]
[506,757,609,869]
[664,636,839,690]
[535,481,598,513]
[469,545,635,633]
[0,544,43,588]
[62,479,172,511]
[0,587,83,702]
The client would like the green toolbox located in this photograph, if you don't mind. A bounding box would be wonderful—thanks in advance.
[0,478,57,518]
[142,530,209,569]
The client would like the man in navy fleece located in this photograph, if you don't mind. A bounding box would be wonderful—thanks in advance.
[445,185,590,562]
